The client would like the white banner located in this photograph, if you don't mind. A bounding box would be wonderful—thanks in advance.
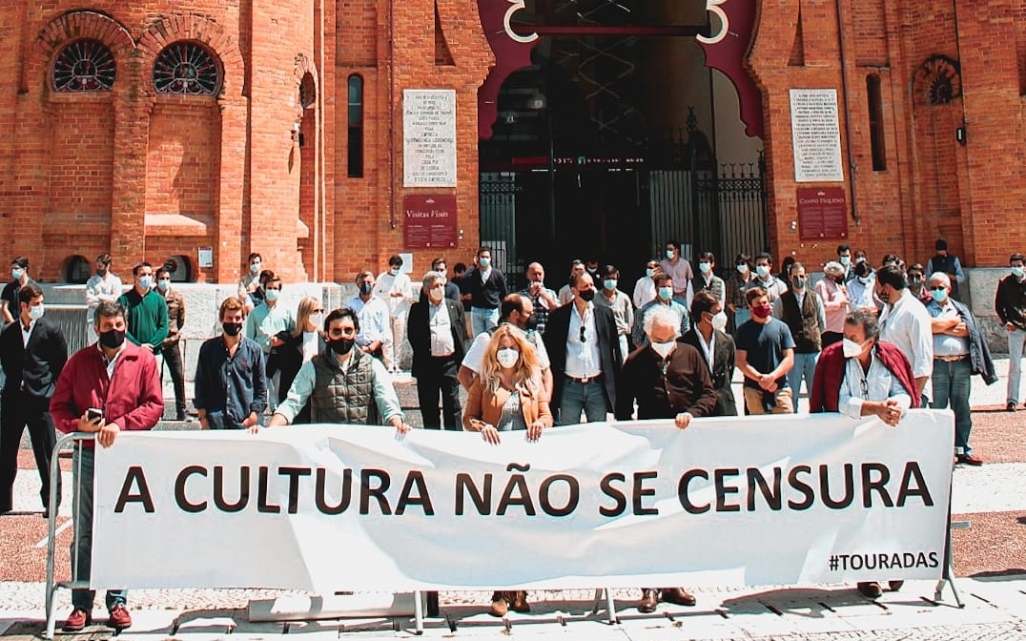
[92,411,954,591]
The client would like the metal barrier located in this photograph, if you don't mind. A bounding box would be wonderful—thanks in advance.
[44,432,94,639]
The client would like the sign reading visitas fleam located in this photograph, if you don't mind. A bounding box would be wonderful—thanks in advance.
[790,89,844,183]
[403,89,457,188]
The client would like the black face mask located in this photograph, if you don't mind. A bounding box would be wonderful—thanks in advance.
[99,328,126,349]
[329,338,356,355]
[578,288,596,302]
[222,322,243,337]
[792,277,806,290]
[523,314,539,332]
[359,282,374,295]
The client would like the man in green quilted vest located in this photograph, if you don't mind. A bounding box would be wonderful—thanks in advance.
[268,307,410,434]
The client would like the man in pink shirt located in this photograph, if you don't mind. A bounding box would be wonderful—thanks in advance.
[659,240,694,306]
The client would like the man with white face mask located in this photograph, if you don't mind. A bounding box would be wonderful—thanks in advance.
[681,291,737,416]
[615,304,715,613]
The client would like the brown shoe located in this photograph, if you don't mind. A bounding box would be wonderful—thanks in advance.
[957,453,983,466]
[489,591,509,617]
[509,590,530,613]
[888,580,905,591]
[107,604,132,630]
[637,588,658,613]
[857,582,883,598]
[63,608,92,632]
[660,587,697,607]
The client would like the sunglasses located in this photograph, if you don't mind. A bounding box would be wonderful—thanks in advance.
[929,286,947,291]
[579,326,587,343]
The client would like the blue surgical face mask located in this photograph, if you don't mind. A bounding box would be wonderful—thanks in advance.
[665,249,676,260]
[29,304,44,321]
[390,268,401,277]
[931,288,948,303]
[604,279,617,291]
[756,265,770,278]
[11,268,23,281]
[839,256,851,267]
[736,264,748,274]
[478,257,491,269]
[138,275,153,290]
[250,262,261,274]
[658,286,673,301]
[645,268,655,278]
[698,262,711,274]
[265,288,280,302]
[157,278,170,291]
[1013,266,1025,279]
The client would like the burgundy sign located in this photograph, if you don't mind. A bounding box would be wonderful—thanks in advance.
[797,187,848,240]
[403,195,459,249]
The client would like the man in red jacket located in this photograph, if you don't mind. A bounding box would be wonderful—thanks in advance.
[809,309,919,600]
[50,301,163,632]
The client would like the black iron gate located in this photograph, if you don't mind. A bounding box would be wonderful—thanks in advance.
[479,124,768,283]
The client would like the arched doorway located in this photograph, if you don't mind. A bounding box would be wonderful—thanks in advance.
[478,0,766,287]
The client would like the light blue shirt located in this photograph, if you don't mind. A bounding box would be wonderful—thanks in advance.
[275,351,404,425]
[838,352,912,420]
[245,302,295,353]
[346,295,390,347]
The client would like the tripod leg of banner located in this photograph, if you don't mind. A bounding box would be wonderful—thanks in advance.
[590,589,618,624]
[413,590,424,634]
[933,470,966,608]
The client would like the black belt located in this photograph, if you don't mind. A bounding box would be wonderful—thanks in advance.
[935,354,969,362]
[566,374,602,385]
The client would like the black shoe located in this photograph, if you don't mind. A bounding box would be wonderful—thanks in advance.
[1007,402,1017,412]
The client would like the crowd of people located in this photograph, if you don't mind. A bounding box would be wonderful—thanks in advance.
[0,235,1019,626]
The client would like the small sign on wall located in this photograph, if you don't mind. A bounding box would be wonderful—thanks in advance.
[403,195,458,249]
[797,187,848,240]
[198,246,214,268]
[790,89,844,183]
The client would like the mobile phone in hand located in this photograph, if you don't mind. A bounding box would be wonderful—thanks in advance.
[87,408,103,422]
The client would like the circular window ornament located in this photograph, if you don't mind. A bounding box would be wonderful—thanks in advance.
[53,39,116,92]
[153,42,221,96]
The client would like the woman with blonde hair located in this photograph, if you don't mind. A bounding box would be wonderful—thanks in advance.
[462,324,553,616]
[270,296,325,423]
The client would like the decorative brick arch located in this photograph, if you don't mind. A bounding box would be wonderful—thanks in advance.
[29,10,136,94]
[137,14,246,100]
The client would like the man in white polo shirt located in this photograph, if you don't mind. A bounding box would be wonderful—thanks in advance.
[876,265,934,406]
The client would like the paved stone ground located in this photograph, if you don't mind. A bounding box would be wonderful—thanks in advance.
[3,359,1026,639]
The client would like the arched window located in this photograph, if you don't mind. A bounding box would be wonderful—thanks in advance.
[153,42,222,96]
[348,75,364,178]
[52,39,116,92]
[61,255,92,284]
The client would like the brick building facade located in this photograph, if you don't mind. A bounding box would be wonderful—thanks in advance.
[0,0,1023,285]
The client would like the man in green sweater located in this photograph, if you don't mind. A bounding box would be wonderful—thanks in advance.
[118,262,169,355]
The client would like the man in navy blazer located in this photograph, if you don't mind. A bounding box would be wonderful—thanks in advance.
[543,271,621,424]
[0,283,67,515]
[408,271,469,430]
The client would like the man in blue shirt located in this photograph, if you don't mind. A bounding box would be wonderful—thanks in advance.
[195,297,268,430]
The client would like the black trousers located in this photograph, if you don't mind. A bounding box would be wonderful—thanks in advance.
[161,342,187,416]
[0,393,61,512]
[416,356,462,430]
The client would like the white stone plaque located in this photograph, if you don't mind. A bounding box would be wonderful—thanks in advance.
[790,89,844,183]
[403,89,457,187]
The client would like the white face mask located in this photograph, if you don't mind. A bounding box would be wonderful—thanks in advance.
[651,340,676,358]
[496,348,520,369]
[710,311,728,331]
[842,338,865,359]
[309,313,323,329]
[29,304,44,321]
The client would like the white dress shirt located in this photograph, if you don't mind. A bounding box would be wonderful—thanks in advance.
[838,353,913,420]
[566,303,601,378]
[428,301,455,356]
[879,289,934,379]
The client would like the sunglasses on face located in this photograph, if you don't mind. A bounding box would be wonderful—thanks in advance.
[929,286,946,291]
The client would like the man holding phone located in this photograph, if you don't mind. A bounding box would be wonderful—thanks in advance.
[49,301,163,632]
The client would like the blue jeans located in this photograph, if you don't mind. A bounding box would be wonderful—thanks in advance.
[71,447,127,612]
[931,358,973,455]
[1008,329,1025,405]
[558,379,609,425]
[470,307,499,336]
[787,351,820,412]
